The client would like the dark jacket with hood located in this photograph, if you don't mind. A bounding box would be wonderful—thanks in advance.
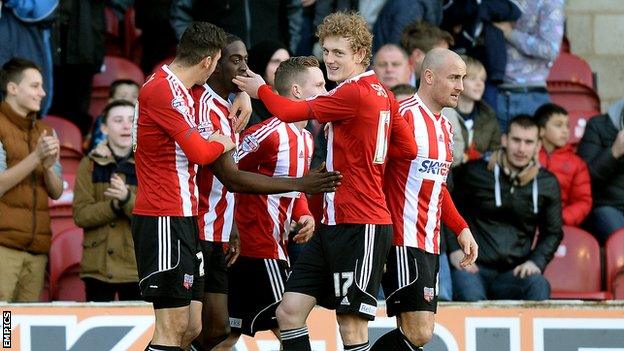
[447,150,563,272]
[577,99,624,211]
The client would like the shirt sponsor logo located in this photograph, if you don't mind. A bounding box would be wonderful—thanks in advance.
[418,159,450,177]
[371,83,388,98]
[358,303,377,316]
[183,274,194,289]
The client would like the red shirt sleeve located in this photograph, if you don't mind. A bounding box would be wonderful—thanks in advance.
[145,87,225,165]
[306,84,359,123]
[440,185,468,235]
[257,85,314,122]
[292,194,312,220]
[388,99,417,160]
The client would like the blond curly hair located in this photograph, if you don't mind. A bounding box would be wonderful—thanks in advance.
[316,11,373,68]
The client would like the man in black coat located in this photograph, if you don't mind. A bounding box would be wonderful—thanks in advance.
[448,115,563,301]
[578,99,624,243]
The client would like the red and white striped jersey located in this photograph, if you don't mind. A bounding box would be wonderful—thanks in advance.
[385,93,454,254]
[192,84,238,242]
[235,117,313,261]
[133,65,199,216]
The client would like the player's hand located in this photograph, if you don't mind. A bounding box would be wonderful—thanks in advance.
[225,233,241,267]
[209,132,236,153]
[298,162,342,194]
[301,0,316,7]
[513,260,541,278]
[457,228,478,267]
[449,249,478,273]
[232,69,266,99]
[292,215,315,243]
[493,21,514,38]
[230,91,252,133]
[36,130,59,163]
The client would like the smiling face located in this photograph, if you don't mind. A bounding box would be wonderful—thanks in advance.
[8,68,46,114]
[297,67,327,99]
[322,36,365,83]
[101,105,134,152]
[373,45,411,88]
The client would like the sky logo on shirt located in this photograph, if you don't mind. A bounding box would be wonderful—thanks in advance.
[418,159,450,177]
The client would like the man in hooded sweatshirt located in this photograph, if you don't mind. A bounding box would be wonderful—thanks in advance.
[578,98,624,243]
[447,114,563,301]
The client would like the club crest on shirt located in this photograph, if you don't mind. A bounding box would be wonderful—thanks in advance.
[171,97,189,115]
[197,121,214,139]
[183,274,194,289]
[423,287,435,302]
[241,134,259,153]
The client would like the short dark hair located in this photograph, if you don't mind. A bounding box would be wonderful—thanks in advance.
[102,100,135,124]
[274,56,320,96]
[176,22,227,66]
[400,21,454,55]
[508,114,539,132]
[0,57,41,96]
[534,103,568,128]
[109,79,140,98]
[390,84,416,98]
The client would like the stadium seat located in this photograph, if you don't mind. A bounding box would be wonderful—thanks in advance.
[104,6,122,56]
[544,226,611,300]
[151,56,175,74]
[49,227,84,301]
[43,115,83,158]
[547,82,601,143]
[122,7,142,59]
[605,228,624,298]
[90,56,145,118]
[547,52,595,89]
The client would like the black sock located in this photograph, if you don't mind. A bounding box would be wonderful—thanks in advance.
[371,328,423,351]
[344,341,370,350]
[145,345,183,351]
[281,326,311,351]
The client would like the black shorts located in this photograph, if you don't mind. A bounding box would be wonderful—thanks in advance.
[132,215,204,308]
[285,223,392,321]
[382,246,439,316]
[201,241,228,294]
[228,256,289,336]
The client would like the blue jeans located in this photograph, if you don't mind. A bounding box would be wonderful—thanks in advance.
[451,264,550,301]
[585,206,624,243]
[438,252,453,301]
[496,89,550,132]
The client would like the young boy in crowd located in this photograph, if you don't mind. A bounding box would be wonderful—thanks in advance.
[390,84,417,102]
[88,79,140,150]
[536,103,592,226]
[73,100,140,301]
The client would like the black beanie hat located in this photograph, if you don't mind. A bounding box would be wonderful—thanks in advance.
[248,40,289,79]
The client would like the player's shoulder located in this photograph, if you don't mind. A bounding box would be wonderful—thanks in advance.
[141,69,176,101]
[241,117,282,139]
[398,94,420,116]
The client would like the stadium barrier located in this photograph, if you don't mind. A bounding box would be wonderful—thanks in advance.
[1,301,623,350]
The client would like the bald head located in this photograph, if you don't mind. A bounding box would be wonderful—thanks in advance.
[418,48,466,113]
[420,48,463,75]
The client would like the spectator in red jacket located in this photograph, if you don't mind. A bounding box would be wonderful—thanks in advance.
[536,103,592,226]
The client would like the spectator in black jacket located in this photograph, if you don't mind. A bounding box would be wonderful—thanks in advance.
[578,99,624,243]
[448,115,563,301]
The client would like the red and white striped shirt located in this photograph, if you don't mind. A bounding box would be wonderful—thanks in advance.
[235,117,313,261]
[385,94,454,254]
[192,84,238,242]
[133,65,199,216]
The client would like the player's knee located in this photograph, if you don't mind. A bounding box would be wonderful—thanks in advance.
[402,323,433,346]
[337,315,368,344]
[157,314,189,339]
[276,301,300,327]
